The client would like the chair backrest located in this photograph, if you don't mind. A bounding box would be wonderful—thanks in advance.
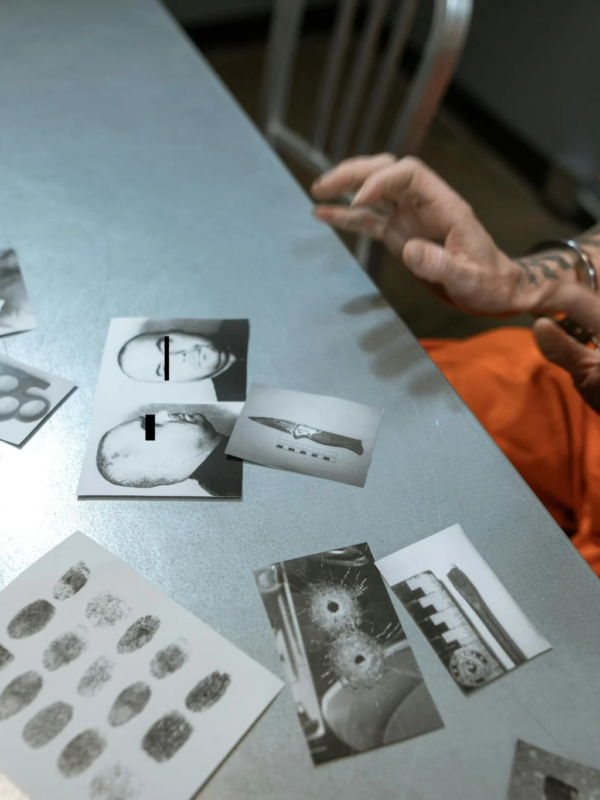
[259,0,473,274]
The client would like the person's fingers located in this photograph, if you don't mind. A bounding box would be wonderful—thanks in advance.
[533,317,600,384]
[312,205,387,239]
[352,157,472,236]
[541,283,600,333]
[402,238,465,286]
[310,154,396,200]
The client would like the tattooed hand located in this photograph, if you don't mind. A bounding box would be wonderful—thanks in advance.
[311,155,578,316]
[534,284,600,414]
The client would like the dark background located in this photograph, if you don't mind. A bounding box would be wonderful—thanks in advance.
[160,0,598,340]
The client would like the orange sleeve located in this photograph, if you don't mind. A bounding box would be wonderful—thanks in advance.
[421,328,600,576]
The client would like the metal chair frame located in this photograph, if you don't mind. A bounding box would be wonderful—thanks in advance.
[259,0,473,278]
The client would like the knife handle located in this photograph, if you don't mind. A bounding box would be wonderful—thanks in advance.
[447,566,526,666]
[303,430,364,455]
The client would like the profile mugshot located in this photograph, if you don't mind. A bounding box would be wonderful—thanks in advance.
[96,407,242,497]
[117,319,249,401]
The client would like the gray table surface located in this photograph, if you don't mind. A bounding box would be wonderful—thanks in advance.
[0,1,599,798]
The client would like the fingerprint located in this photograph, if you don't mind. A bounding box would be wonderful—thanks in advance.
[90,763,141,800]
[53,562,90,601]
[141,712,192,763]
[116,616,160,655]
[149,640,189,680]
[78,657,114,698]
[185,672,231,713]
[0,643,14,672]
[0,671,43,720]
[43,631,87,671]
[58,729,106,778]
[7,600,55,639]
[86,593,131,628]
[108,683,151,727]
[23,701,73,748]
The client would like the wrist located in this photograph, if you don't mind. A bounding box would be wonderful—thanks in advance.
[511,248,579,314]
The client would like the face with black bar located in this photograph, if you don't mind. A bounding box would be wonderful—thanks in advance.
[117,331,234,383]
[96,410,221,488]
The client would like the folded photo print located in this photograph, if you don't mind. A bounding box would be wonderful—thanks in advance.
[78,318,249,498]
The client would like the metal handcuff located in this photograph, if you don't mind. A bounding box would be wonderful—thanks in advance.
[527,238,599,349]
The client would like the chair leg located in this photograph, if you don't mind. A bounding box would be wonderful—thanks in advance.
[387,0,473,158]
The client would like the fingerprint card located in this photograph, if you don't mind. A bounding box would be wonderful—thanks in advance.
[375,524,551,693]
[0,354,75,446]
[254,542,443,764]
[0,532,283,800]
[506,739,600,799]
[0,250,36,337]
[78,318,248,498]
[226,384,383,487]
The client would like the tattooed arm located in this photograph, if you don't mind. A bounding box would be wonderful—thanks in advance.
[515,222,600,313]
[312,155,599,317]
[313,155,600,412]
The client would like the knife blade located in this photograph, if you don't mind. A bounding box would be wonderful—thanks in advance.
[249,416,364,455]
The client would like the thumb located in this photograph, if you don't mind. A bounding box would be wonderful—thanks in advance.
[402,238,457,284]
[533,317,598,384]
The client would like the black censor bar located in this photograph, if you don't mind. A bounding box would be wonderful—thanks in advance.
[164,335,170,380]
[145,414,156,441]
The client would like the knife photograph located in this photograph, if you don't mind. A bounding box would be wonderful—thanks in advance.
[249,416,364,455]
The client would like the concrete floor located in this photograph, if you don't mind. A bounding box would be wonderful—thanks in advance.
[204,35,580,339]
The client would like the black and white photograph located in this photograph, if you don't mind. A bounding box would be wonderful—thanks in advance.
[0,250,36,337]
[254,542,443,764]
[0,531,283,800]
[506,740,600,799]
[105,318,249,403]
[78,318,249,499]
[0,354,75,446]
[78,403,242,498]
[376,524,552,693]
[226,384,382,487]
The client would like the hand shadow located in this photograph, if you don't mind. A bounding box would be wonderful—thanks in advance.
[340,293,464,406]
[341,294,425,380]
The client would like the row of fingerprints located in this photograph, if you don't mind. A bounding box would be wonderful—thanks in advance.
[0,561,231,797]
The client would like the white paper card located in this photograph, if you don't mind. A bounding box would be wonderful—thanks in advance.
[376,524,551,692]
[78,318,249,498]
[226,384,383,487]
[0,354,75,445]
[0,532,283,800]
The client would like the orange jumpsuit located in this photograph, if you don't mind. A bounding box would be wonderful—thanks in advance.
[421,329,600,577]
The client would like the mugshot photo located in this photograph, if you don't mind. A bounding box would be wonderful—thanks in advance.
[79,402,243,498]
[99,318,249,403]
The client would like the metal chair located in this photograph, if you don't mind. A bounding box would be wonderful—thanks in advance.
[259,0,473,279]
